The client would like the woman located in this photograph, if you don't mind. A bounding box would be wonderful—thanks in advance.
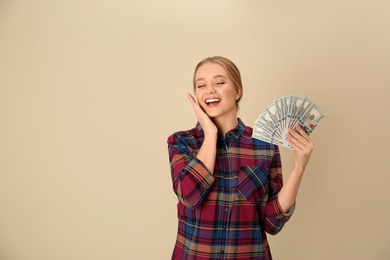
[167,56,314,259]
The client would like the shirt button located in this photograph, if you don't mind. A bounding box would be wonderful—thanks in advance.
[225,208,229,212]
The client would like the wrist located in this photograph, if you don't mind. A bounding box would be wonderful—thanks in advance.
[204,132,218,142]
[291,164,305,176]
[204,129,218,137]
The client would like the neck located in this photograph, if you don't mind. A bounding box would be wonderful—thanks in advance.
[212,116,238,136]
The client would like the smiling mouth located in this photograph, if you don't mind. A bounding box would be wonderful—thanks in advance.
[205,98,221,105]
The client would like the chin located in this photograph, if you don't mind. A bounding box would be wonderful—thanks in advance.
[205,111,219,118]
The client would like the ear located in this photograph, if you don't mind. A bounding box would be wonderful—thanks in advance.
[235,88,241,100]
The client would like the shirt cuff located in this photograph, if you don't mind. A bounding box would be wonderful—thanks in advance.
[186,157,215,190]
[266,197,296,221]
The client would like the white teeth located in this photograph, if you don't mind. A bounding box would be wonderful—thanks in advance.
[205,99,220,104]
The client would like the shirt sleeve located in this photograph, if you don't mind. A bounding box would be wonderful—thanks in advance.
[264,145,295,235]
[167,133,215,208]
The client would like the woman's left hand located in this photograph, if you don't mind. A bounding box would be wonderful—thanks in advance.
[287,124,315,172]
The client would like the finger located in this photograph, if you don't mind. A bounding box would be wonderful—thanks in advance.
[292,125,307,140]
[187,93,197,106]
[287,129,304,145]
[288,129,312,151]
[187,93,208,120]
[295,125,315,146]
[288,127,311,145]
[288,130,314,155]
[288,132,305,151]
[295,124,310,139]
[187,93,202,113]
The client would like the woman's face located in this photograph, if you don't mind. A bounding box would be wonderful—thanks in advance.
[194,62,241,120]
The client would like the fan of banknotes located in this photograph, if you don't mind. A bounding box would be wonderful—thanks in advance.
[252,95,325,149]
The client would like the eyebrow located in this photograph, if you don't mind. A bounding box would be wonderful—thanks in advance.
[195,75,227,83]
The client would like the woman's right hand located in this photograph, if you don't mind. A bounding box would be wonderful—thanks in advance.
[187,93,218,137]
[187,93,218,174]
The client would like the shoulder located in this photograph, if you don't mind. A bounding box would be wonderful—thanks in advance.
[167,126,203,145]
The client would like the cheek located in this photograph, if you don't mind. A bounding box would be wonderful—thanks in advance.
[226,90,237,100]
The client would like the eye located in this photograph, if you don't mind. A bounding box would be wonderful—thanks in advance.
[216,82,225,85]
[196,84,205,88]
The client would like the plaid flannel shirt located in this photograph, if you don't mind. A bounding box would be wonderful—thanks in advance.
[167,118,295,260]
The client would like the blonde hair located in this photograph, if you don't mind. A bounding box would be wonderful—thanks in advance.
[193,56,243,111]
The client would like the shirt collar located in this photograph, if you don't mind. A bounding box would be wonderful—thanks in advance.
[195,118,246,140]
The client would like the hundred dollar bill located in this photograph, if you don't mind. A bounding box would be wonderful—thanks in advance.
[298,104,325,134]
[252,95,325,149]
[252,127,284,146]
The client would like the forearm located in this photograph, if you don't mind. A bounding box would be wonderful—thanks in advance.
[168,135,216,208]
[195,134,217,174]
[278,125,314,213]
[172,157,215,208]
[186,93,218,173]
[277,165,305,213]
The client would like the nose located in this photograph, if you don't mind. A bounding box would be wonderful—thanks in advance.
[205,84,216,94]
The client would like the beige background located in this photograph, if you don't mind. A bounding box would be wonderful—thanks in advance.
[1,0,389,259]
